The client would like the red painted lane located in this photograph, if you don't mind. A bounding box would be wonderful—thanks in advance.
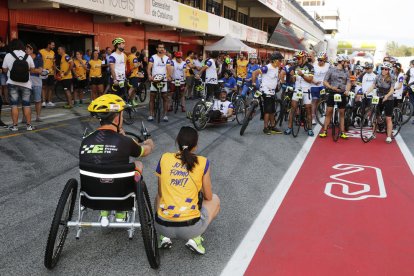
[246,137,414,276]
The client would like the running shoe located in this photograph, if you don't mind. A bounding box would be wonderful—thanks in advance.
[269,126,282,134]
[42,102,46,108]
[163,115,169,122]
[386,137,392,143]
[308,129,314,136]
[26,124,35,131]
[159,235,172,249]
[340,132,348,139]
[263,128,271,135]
[312,118,317,125]
[46,102,56,107]
[8,125,18,131]
[115,211,127,222]
[147,115,154,122]
[284,128,292,135]
[319,130,327,138]
[185,236,205,255]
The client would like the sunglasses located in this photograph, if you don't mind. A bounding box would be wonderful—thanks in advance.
[381,68,389,71]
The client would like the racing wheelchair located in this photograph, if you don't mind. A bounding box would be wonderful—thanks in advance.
[44,123,160,269]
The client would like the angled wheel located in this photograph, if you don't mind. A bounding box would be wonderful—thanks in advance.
[392,108,402,138]
[192,101,208,130]
[274,99,282,127]
[344,106,353,131]
[173,91,179,114]
[400,101,413,125]
[136,180,160,269]
[361,111,376,143]
[292,105,301,138]
[44,179,78,269]
[138,84,147,102]
[235,99,246,125]
[156,93,161,124]
[123,106,136,125]
[240,102,256,136]
[315,99,327,126]
[332,109,340,142]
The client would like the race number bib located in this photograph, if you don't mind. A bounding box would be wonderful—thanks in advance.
[348,92,355,98]
[254,90,262,98]
[295,91,303,100]
[372,96,380,104]
[334,94,342,102]
[237,80,242,86]
[175,80,181,86]
[320,89,326,95]
[119,81,125,88]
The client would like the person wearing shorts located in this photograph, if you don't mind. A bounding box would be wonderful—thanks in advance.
[39,40,56,107]
[26,43,44,122]
[73,50,88,106]
[56,46,74,108]
[154,127,220,255]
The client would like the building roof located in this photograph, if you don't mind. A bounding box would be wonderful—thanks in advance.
[288,0,326,34]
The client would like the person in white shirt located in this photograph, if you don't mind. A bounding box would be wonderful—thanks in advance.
[392,63,405,106]
[196,51,219,100]
[147,42,172,122]
[251,52,284,135]
[109,37,127,97]
[170,51,187,112]
[2,39,35,131]
[208,89,234,121]
[310,52,330,125]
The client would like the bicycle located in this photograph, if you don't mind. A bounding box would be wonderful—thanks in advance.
[398,88,413,125]
[240,88,262,136]
[152,74,166,124]
[344,92,355,131]
[329,93,344,142]
[111,80,138,125]
[277,86,293,127]
[172,79,184,114]
[291,89,310,138]
[360,96,402,143]
[315,88,328,126]
[44,122,160,269]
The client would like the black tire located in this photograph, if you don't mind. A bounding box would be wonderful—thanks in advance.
[173,91,179,114]
[400,101,413,125]
[123,106,136,125]
[192,101,208,130]
[360,111,376,143]
[392,108,402,138]
[138,84,147,102]
[292,105,301,138]
[240,102,257,136]
[315,100,327,126]
[136,180,160,269]
[44,179,78,269]
[156,93,161,124]
[344,107,353,131]
[274,99,282,127]
[332,109,340,142]
[235,99,246,125]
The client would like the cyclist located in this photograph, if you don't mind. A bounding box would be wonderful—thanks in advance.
[220,70,237,95]
[319,54,351,139]
[155,126,220,255]
[56,46,74,109]
[83,94,155,223]
[279,58,296,92]
[39,40,56,107]
[236,53,248,87]
[72,50,88,106]
[170,51,187,112]
[127,46,142,106]
[88,49,104,100]
[251,51,284,135]
[311,52,330,125]
[147,42,172,122]
[240,55,260,99]
[109,37,127,97]
[406,60,414,107]
[393,62,404,107]
[196,51,219,100]
[284,51,315,136]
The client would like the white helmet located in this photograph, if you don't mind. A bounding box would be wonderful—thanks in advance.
[382,62,392,70]
[336,54,346,63]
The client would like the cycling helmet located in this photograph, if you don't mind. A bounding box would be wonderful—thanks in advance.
[294,50,306,58]
[270,51,284,61]
[317,52,328,60]
[88,94,126,120]
[112,37,125,46]
[336,54,346,63]
[382,62,392,70]
[364,63,374,69]
[225,57,232,64]
[389,57,397,63]
[394,62,402,70]
[175,51,183,58]
[355,65,363,71]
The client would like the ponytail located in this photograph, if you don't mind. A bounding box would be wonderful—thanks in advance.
[175,127,199,172]
[179,147,199,172]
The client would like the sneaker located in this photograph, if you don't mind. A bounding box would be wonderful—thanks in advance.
[319,130,328,138]
[185,236,205,255]
[340,132,348,139]
[284,128,292,135]
[269,126,282,134]
[0,120,7,127]
[159,235,173,249]
[115,211,127,222]
[263,128,271,135]
[312,118,317,125]
[186,112,193,120]
[46,102,55,107]
[308,129,314,136]
[147,115,154,122]
[8,125,18,131]
[386,137,392,143]
[42,102,46,108]
[163,115,169,122]
[63,104,73,109]
[26,124,35,131]
[131,99,138,107]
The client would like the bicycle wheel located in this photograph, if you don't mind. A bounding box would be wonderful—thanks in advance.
[136,180,160,269]
[123,106,136,125]
[400,101,413,125]
[315,99,327,126]
[235,99,246,125]
[192,101,208,130]
[292,105,301,138]
[274,99,282,126]
[332,109,340,142]
[392,108,402,138]
[344,106,353,131]
[360,110,377,143]
[138,83,147,102]
[156,92,161,124]
[44,179,78,269]
[240,102,256,136]
[173,91,179,114]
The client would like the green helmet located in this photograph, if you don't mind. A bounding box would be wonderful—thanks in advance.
[112,37,125,46]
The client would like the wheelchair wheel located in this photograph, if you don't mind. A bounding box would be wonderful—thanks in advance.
[44,179,78,269]
[192,101,208,130]
[136,180,160,269]
[235,99,246,125]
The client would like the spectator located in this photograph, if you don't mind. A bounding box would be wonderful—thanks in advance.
[0,37,8,126]
[83,49,91,62]
[39,40,56,107]
[185,51,195,99]
[104,47,112,93]
[72,50,88,106]
[26,43,44,122]
[193,53,204,76]
[88,49,104,100]
[2,39,36,131]
[56,46,74,108]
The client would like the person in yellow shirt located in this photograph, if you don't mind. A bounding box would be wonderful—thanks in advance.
[39,40,56,107]
[236,53,249,88]
[154,126,220,255]
[57,46,74,108]
[185,51,195,99]
[72,51,88,107]
[88,50,104,100]
[127,46,142,106]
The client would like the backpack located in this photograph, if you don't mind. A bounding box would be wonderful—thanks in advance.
[10,51,30,82]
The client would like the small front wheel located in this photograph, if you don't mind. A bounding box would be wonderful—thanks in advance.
[192,101,208,130]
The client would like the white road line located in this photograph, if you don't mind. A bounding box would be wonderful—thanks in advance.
[395,135,414,175]
[221,124,321,276]
[40,113,67,119]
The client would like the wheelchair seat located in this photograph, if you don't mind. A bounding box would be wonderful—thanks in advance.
[79,162,137,211]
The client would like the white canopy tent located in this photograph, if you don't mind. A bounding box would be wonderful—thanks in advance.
[204,34,257,54]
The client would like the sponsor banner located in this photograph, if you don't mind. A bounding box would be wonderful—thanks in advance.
[136,0,179,26]
[178,5,208,32]
[56,0,136,18]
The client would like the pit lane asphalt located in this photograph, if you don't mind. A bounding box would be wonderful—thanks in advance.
[0,102,413,276]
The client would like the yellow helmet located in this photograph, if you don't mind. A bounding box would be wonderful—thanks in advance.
[88,94,126,119]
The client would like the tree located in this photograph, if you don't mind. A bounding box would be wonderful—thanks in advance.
[386,41,414,57]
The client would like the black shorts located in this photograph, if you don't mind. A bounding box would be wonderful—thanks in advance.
[379,98,394,117]
[263,94,276,114]
[42,75,55,86]
[58,79,72,90]
[129,77,140,88]
[326,92,346,109]
[206,83,219,99]
[90,77,103,85]
[75,79,88,89]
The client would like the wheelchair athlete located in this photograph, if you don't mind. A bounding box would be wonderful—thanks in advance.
[83,94,155,224]
[209,89,234,121]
